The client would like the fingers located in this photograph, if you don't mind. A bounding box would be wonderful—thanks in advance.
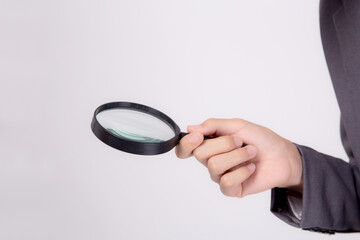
[219,163,256,198]
[179,118,259,199]
[193,135,243,166]
[175,132,204,159]
[207,145,257,182]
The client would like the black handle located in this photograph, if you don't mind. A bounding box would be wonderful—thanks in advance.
[178,132,212,142]
[178,132,246,147]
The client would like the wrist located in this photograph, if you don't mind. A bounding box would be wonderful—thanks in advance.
[284,141,303,193]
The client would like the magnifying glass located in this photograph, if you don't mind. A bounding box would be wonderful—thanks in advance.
[91,102,210,155]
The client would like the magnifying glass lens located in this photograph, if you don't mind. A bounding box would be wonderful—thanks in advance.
[96,108,176,143]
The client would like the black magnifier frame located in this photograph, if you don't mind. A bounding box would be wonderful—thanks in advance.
[91,102,191,155]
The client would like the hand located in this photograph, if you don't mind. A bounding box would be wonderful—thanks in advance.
[175,118,303,198]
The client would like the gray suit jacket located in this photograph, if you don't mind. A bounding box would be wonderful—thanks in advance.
[271,0,360,234]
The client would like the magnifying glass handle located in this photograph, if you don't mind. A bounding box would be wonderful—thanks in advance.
[178,132,247,149]
[179,132,212,142]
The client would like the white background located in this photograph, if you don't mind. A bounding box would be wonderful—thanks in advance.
[0,0,357,239]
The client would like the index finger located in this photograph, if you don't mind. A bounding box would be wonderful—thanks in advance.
[175,131,204,159]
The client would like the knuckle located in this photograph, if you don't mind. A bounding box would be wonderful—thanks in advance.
[175,146,186,159]
[220,184,235,197]
[220,189,231,197]
[193,148,204,161]
[210,174,220,183]
[220,175,235,189]
[207,157,219,174]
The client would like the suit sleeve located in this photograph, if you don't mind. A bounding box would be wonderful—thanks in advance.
[270,144,360,234]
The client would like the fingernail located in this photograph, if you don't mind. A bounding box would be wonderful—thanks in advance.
[247,163,256,173]
[246,146,256,157]
[189,133,200,143]
[233,136,243,147]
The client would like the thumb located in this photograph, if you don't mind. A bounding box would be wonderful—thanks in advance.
[188,118,247,137]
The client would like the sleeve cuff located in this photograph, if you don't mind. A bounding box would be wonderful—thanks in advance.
[271,143,360,234]
[271,188,301,228]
